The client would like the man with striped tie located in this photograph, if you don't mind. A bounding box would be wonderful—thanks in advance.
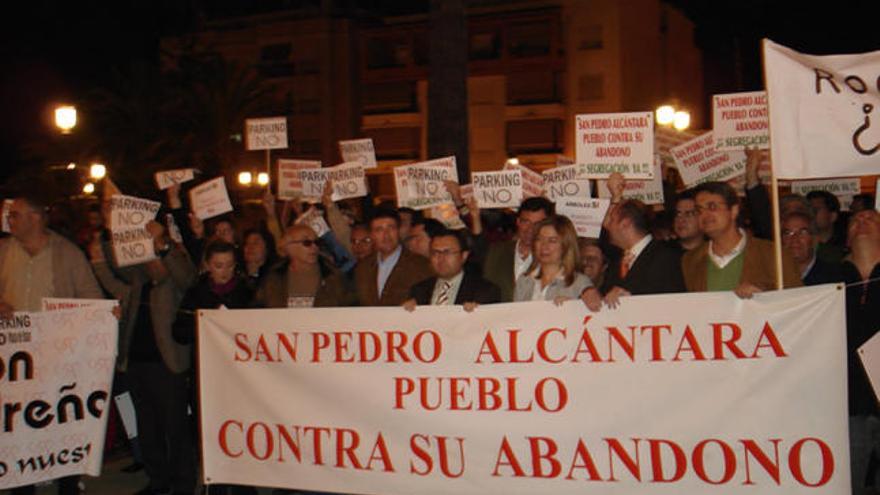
[403,227,500,311]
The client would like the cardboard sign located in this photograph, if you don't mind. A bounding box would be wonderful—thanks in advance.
[503,162,544,198]
[790,178,861,212]
[429,203,466,230]
[764,39,880,179]
[295,207,330,238]
[0,308,117,490]
[154,168,196,190]
[1,199,12,233]
[278,159,321,200]
[859,328,880,402]
[41,298,118,312]
[556,198,611,237]
[654,126,700,166]
[576,111,654,179]
[472,170,523,209]
[199,285,849,495]
[394,162,457,211]
[712,91,770,151]
[299,163,369,202]
[597,160,665,206]
[111,227,157,268]
[190,177,234,220]
[245,117,288,151]
[339,139,377,170]
[542,164,592,203]
[671,131,748,187]
[107,194,161,231]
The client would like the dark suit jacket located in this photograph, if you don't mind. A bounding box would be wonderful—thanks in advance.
[803,257,846,286]
[354,248,433,306]
[482,239,517,302]
[601,238,686,295]
[409,271,502,305]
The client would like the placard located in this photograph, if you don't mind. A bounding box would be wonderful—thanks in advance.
[503,162,544,199]
[278,159,321,200]
[339,139,377,170]
[41,298,118,312]
[111,228,157,268]
[107,195,161,231]
[597,160,665,206]
[472,170,523,209]
[712,91,770,151]
[670,131,748,187]
[295,207,330,238]
[542,165,592,203]
[154,169,196,190]
[245,117,288,151]
[556,198,611,237]
[429,203,466,230]
[876,178,880,212]
[576,112,654,179]
[394,163,456,210]
[790,178,861,212]
[190,177,234,220]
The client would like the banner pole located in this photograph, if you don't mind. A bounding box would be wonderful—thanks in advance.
[266,149,272,194]
[761,38,784,290]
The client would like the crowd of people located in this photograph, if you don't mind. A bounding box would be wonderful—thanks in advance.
[0,152,878,494]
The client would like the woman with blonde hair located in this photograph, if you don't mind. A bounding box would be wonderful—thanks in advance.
[514,215,594,304]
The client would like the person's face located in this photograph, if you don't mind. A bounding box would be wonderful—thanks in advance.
[674,198,700,240]
[213,221,235,244]
[405,224,431,257]
[781,216,815,265]
[848,210,880,247]
[8,199,42,240]
[350,227,374,260]
[695,192,738,240]
[243,233,267,265]
[430,235,468,280]
[206,251,236,285]
[809,198,836,231]
[371,217,400,256]
[517,209,548,246]
[580,244,607,282]
[284,227,319,266]
[534,225,563,266]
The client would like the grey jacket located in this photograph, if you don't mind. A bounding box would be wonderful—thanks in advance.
[513,271,592,302]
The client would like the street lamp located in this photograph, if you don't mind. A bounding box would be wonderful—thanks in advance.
[55,106,77,134]
[673,111,691,131]
[655,105,675,126]
[89,163,107,180]
[238,171,253,186]
[257,172,269,186]
[82,183,95,195]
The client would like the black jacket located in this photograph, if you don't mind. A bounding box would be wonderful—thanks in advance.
[172,274,254,344]
[601,238,686,295]
[409,270,502,305]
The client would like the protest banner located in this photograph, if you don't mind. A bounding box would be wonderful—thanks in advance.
[394,160,457,210]
[294,207,330,238]
[154,169,196,190]
[764,39,880,179]
[542,164,591,203]
[859,330,880,402]
[789,178,861,211]
[278,159,321,200]
[106,195,161,232]
[597,161,665,206]
[199,284,849,494]
[299,163,369,202]
[472,170,523,209]
[654,126,700,166]
[41,298,118,312]
[339,139,377,170]
[671,131,748,188]
[556,198,611,237]
[1,199,12,233]
[503,162,544,199]
[105,194,162,268]
[245,117,288,151]
[713,91,770,151]
[190,177,234,220]
[576,112,654,179]
[429,203,466,230]
[110,228,156,268]
[0,308,118,490]
[298,168,330,203]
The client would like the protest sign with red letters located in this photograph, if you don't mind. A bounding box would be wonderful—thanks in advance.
[0,308,118,490]
[278,159,321,200]
[339,139,377,170]
[597,163,665,206]
[503,162,544,199]
[713,91,770,151]
[190,177,234,221]
[576,112,654,179]
[764,39,880,179]
[671,131,748,188]
[199,284,849,495]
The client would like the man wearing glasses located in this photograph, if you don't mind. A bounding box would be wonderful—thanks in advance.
[672,189,704,252]
[681,181,801,296]
[781,210,845,286]
[403,228,500,310]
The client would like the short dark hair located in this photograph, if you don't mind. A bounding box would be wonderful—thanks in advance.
[15,191,49,218]
[806,190,840,213]
[694,181,738,208]
[414,218,445,237]
[614,199,652,235]
[398,207,422,223]
[519,197,554,217]
[430,227,470,252]
[781,210,818,234]
[370,208,400,227]
[204,240,237,262]
[242,228,277,262]
[675,188,697,206]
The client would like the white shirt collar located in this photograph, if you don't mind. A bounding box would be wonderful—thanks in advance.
[708,229,747,269]
[626,234,653,265]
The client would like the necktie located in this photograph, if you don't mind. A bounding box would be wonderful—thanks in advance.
[620,251,635,279]
[436,281,453,305]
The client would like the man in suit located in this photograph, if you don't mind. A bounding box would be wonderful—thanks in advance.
[781,210,845,286]
[354,209,433,306]
[599,199,685,308]
[482,197,554,302]
[404,228,501,310]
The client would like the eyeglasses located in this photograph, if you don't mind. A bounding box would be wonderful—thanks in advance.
[782,228,812,238]
[430,249,461,258]
[352,238,373,245]
[287,239,318,247]
[675,209,698,219]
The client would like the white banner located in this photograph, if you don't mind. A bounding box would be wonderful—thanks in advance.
[340,139,378,170]
[671,132,748,188]
[576,112,654,179]
[859,330,880,402]
[876,179,880,212]
[199,285,849,495]
[245,117,288,151]
[764,39,880,179]
[190,177,234,220]
[154,169,196,190]
[542,165,592,203]
[556,198,610,237]
[42,298,117,312]
[394,162,456,210]
[278,159,321,200]
[713,91,770,151]
[472,170,523,209]
[0,308,118,490]
[503,162,544,199]
[789,178,861,212]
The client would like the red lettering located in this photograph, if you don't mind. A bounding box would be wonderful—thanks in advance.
[311,333,330,362]
[672,325,706,361]
[529,437,562,478]
[565,439,603,480]
[750,322,787,358]
[741,439,781,485]
[789,438,834,487]
[606,326,637,362]
[335,428,362,469]
[233,335,251,361]
[393,377,414,409]
[508,330,534,363]
[648,439,686,482]
[534,377,567,412]
[386,331,410,363]
[219,420,243,457]
[475,332,503,363]
[365,434,394,472]
[478,377,502,410]
[409,434,432,475]
[246,422,273,461]
[334,332,353,362]
[712,323,748,360]
[606,438,641,481]
[492,436,526,477]
[641,325,672,362]
[536,328,566,363]
[692,439,736,484]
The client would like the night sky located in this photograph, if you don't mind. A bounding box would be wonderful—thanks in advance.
[1,0,878,182]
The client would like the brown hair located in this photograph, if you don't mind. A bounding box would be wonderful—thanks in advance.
[526,215,582,287]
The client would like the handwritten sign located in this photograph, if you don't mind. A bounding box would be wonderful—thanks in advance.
[245,117,288,151]
[111,228,156,268]
[299,163,368,202]
[190,177,234,220]
[542,164,591,203]
[107,195,161,231]
[393,159,459,210]
[278,159,321,200]
[713,91,770,151]
[472,170,523,209]
[339,138,377,170]
[503,162,544,199]
[671,131,747,188]
[557,198,611,237]
[154,168,196,190]
[576,111,654,179]
[597,160,665,206]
